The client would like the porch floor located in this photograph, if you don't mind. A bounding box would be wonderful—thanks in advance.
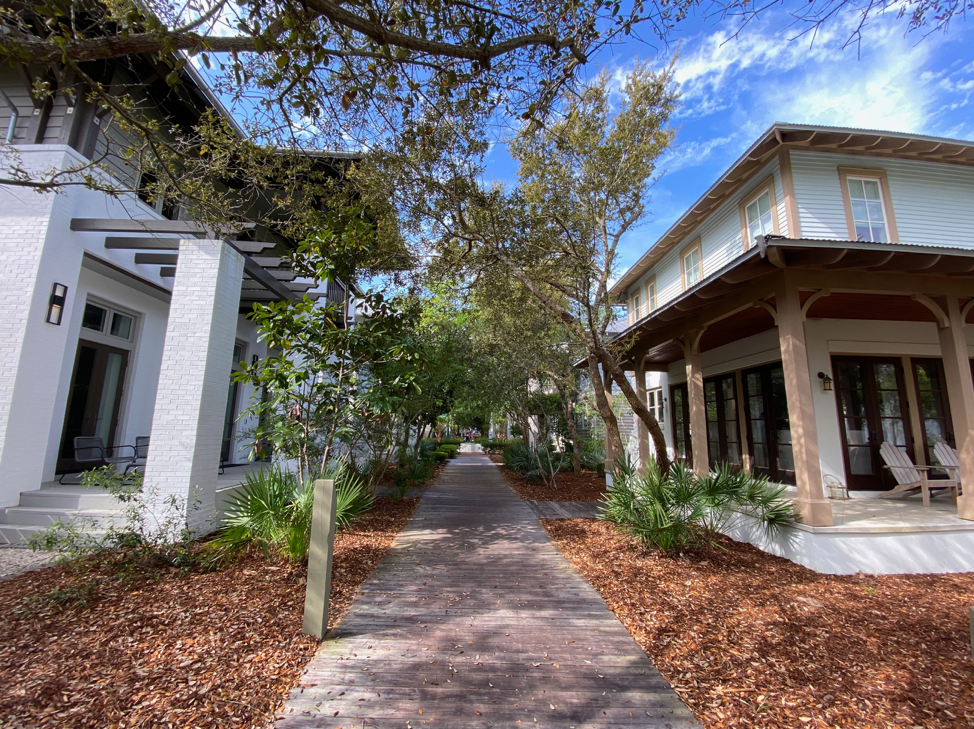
[791,491,974,534]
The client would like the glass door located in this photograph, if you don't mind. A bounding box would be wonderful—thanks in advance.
[57,342,129,472]
[912,359,953,474]
[832,356,914,490]
[670,383,692,466]
[704,373,741,468]
[742,362,795,484]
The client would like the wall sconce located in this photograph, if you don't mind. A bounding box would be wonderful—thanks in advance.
[818,372,833,391]
[46,283,68,325]
[252,355,259,366]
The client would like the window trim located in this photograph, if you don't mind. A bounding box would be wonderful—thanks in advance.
[647,386,664,424]
[680,238,703,292]
[737,175,780,250]
[838,167,898,243]
[645,276,657,314]
[78,297,139,350]
[629,291,641,324]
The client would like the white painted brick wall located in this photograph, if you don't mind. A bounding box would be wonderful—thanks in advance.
[142,239,243,535]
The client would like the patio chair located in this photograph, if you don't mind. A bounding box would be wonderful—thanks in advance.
[933,441,965,498]
[124,436,150,474]
[879,441,958,507]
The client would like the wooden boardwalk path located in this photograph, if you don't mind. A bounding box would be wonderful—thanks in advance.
[275,455,699,728]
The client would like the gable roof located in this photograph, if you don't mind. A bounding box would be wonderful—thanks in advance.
[610,123,974,296]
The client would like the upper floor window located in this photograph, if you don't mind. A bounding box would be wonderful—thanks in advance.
[630,292,641,323]
[681,240,702,290]
[847,177,888,242]
[839,167,898,244]
[646,278,657,313]
[137,170,178,220]
[739,176,779,248]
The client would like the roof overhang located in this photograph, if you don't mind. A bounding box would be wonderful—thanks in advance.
[584,237,974,369]
[611,123,974,297]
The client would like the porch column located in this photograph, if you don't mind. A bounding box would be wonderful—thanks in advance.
[684,330,708,476]
[0,188,82,506]
[635,356,651,473]
[936,296,974,521]
[777,284,833,526]
[602,369,615,475]
[142,239,244,535]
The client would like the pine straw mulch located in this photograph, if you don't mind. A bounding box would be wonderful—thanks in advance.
[543,518,974,729]
[0,497,419,729]
[489,456,608,502]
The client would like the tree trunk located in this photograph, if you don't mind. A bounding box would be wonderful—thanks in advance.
[599,349,671,472]
[586,355,622,476]
[555,381,582,474]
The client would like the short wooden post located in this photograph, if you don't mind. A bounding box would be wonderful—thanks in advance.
[303,479,338,639]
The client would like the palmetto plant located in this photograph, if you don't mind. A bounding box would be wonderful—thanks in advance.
[208,463,373,563]
[600,457,796,554]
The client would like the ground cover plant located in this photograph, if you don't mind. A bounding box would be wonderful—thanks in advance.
[491,454,608,502]
[543,519,974,729]
[0,497,419,729]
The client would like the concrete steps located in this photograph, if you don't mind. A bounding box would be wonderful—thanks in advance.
[0,486,125,546]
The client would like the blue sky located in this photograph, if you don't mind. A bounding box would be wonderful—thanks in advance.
[483,9,974,274]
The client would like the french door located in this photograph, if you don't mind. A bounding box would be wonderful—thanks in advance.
[670,383,692,467]
[832,356,914,490]
[704,373,742,468]
[911,358,953,475]
[742,362,795,484]
[57,341,129,472]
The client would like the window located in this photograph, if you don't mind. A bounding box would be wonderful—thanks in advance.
[671,383,691,465]
[738,176,779,249]
[630,292,641,323]
[81,302,135,341]
[847,178,888,242]
[704,373,741,468]
[647,387,664,424]
[838,167,898,243]
[645,278,657,313]
[681,240,702,290]
[137,170,178,220]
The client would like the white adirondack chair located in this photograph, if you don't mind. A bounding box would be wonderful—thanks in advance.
[933,441,964,498]
[879,441,958,507]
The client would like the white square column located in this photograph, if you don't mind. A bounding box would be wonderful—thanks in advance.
[143,239,244,534]
[0,188,82,507]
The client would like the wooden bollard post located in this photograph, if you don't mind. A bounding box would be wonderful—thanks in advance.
[303,479,338,639]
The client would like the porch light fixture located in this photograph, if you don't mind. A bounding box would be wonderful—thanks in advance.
[46,283,68,325]
[818,372,833,392]
[252,355,259,366]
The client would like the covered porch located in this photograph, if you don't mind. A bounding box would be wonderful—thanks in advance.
[618,238,974,570]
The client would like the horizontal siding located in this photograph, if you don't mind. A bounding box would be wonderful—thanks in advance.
[0,69,36,142]
[629,156,786,311]
[791,150,974,248]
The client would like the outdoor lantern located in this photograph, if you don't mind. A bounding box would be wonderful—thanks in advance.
[46,283,67,325]
[252,355,259,365]
[818,372,833,392]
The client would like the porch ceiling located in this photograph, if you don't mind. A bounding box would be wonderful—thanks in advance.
[609,238,974,369]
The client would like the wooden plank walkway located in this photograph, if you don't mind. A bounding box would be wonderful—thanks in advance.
[275,455,699,728]
[526,500,602,520]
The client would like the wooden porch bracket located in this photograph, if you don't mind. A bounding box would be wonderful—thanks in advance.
[753,299,778,324]
[800,289,831,321]
[911,294,950,328]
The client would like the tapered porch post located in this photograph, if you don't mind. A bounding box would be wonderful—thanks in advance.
[683,330,709,476]
[777,284,833,526]
[634,356,652,473]
[936,296,974,521]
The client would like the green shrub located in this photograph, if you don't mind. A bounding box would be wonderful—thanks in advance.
[599,458,796,554]
[481,439,514,454]
[432,450,448,462]
[502,441,566,481]
[580,439,605,472]
[440,437,463,446]
[208,463,373,563]
[440,444,459,459]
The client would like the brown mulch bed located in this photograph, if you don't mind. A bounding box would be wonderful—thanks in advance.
[490,455,608,501]
[0,497,419,729]
[543,519,974,729]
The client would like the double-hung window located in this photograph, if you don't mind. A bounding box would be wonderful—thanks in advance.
[681,241,702,290]
[630,292,641,323]
[839,167,898,243]
[847,177,888,242]
[739,177,779,249]
[645,279,657,314]
[647,387,664,424]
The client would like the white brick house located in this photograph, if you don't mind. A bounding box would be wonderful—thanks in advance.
[0,61,354,542]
